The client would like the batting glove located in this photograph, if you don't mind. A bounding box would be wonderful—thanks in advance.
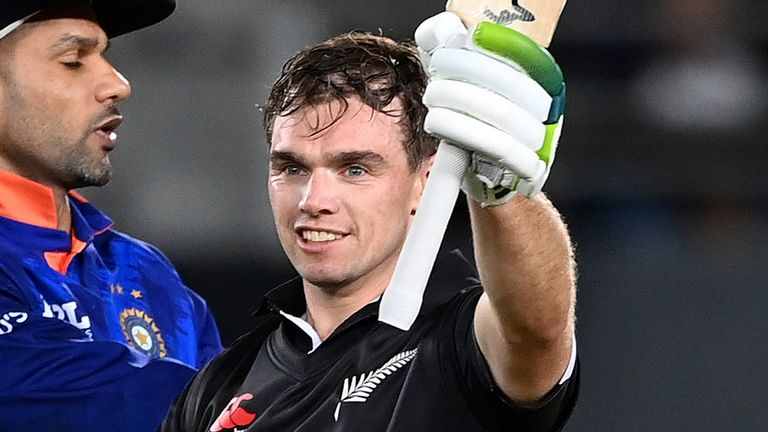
[416,12,566,206]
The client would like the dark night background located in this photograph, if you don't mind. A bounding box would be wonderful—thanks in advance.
[84,1,768,430]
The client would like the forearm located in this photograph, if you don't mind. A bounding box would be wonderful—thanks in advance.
[471,193,574,337]
[470,193,576,401]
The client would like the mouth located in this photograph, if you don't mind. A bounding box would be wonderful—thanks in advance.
[297,228,346,244]
[94,116,123,149]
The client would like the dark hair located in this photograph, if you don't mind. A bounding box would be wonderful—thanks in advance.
[263,32,438,172]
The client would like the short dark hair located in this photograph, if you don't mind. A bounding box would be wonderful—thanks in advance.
[263,32,438,172]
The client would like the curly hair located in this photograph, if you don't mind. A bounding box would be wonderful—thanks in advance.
[263,32,438,172]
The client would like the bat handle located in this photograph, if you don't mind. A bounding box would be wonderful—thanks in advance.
[379,141,470,330]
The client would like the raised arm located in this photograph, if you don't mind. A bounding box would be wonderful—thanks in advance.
[416,13,575,403]
[471,194,575,403]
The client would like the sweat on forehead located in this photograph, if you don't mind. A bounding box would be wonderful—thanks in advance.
[274,97,405,141]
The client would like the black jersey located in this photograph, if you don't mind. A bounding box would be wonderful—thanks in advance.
[161,250,579,432]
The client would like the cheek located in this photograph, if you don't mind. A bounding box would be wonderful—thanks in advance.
[268,184,285,218]
[9,90,71,137]
[269,196,295,249]
[268,181,299,223]
[371,185,417,233]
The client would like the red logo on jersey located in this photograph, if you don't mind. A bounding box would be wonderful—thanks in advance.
[210,393,258,431]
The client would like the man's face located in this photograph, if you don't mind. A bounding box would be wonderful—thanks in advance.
[0,11,131,191]
[269,98,430,294]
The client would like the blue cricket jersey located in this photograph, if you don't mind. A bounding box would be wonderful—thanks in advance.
[0,170,223,431]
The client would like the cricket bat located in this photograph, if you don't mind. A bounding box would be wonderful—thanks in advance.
[379,0,567,330]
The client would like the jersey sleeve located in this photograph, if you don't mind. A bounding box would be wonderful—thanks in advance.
[132,236,223,368]
[446,289,579,432]
[187,288,224,367]
[0,271,197,432]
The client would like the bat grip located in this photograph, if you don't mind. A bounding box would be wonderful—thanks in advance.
[379,142,470,330]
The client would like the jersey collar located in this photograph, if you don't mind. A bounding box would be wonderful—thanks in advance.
[0,169,113,245]
[258,249,480,328]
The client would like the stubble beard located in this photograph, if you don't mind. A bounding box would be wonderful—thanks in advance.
[57,132,113,188]
[16,120,114,190]
[294,260,351,294]
[3,76,113,189]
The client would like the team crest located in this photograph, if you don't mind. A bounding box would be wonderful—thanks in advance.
[334,349,418,421]
[119,308,167,358]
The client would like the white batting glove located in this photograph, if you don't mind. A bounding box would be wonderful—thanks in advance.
[416,12,566,206]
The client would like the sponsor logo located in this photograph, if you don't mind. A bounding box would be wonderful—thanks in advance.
[334,349,418,421]
[119,308,167,358]
[484,0,536,26]
[3,299,92,337]
[210,393,258,432]
[43,299,93,338]
[0,312,28,335]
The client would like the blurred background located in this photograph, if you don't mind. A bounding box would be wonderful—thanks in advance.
[88,0,768,430]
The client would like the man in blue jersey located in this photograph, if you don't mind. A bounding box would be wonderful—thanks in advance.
[0,1,222,430]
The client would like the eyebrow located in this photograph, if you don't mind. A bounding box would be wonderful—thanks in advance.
[270,150,387,168]
[270,151,302,165]
[330,151,386,168]
[48,34,109,53]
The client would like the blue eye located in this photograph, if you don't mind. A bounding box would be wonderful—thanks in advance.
[347,166,366,177]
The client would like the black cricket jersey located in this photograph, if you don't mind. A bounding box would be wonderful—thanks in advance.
[160,250,579,431]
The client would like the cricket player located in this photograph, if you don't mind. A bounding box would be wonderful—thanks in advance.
[0,1,222,430]
[161,13,578,432]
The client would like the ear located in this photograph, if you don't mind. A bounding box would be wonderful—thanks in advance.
[409,155,436,216]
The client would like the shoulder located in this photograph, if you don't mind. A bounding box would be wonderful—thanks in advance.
[0,243,42,304]
[167,317,280,429]
[0,264,29,304]
[199,318,278,381]
[0,221,37,276]
[93,228,179,272]
[95,229,168,259]
[418,249,482,315]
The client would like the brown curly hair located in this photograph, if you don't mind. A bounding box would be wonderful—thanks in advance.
[263,32,438,172]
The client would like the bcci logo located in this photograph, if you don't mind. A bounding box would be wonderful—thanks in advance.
[484,0,535,25]
[120,308,167,358]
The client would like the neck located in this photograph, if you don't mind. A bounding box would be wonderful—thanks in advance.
[53,188,72,232]
[303,279,387,341]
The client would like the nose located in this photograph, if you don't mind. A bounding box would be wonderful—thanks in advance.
[95,64,132,104]
[299,170,340,216]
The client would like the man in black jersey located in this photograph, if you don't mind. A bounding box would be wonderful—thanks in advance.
[162,14,578,432]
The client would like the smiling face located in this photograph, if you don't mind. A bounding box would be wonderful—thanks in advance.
[268,98,431,296]
[0,3,131,192]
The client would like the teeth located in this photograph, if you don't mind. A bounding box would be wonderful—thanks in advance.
[302,230,341,242]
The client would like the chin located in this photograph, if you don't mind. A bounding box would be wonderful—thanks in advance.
[300,269,350,292]
[77,165,113,187]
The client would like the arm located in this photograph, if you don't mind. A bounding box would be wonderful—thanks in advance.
[471,193,575,403]
[0,270,197,432]
[415,13,575,404]
[0,311,197,431]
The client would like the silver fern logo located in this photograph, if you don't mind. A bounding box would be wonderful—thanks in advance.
[333,349,418,421]
[484,0,536,25]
